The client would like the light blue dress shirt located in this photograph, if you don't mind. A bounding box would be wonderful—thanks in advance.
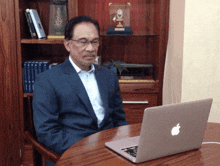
[69,56,105,127]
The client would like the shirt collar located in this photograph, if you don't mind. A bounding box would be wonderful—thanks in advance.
[69,56,95,73]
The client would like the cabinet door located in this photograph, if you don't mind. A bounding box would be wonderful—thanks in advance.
[122,93,157,124]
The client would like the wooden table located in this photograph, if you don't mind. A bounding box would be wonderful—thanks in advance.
[55,123,220,166]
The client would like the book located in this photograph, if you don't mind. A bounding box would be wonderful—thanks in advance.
[25,9,37,39]
[28,9,46,39]
[42,61,50,72]
[23,61,58,93]
[26,61,32,93]
[30,62,35,92]
[23,62,28,93]
[34,61,39,81]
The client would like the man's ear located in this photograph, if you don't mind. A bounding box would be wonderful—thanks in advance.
[64,40,71,52]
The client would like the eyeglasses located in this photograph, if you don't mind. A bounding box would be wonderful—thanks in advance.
[70,38,100,48]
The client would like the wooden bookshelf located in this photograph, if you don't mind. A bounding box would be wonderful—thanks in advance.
[0,0,170,165]
[19,0,169,125]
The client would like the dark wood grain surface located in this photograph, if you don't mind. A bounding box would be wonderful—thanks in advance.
[55,122,220,166]
[0,0,24,165]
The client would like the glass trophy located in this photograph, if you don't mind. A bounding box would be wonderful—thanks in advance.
[48,0,68,39]
[107,2,132,35]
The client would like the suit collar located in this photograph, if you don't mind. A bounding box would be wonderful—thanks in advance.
[60,57,76,75]
[68,56,95,74]
[94,65,109,127]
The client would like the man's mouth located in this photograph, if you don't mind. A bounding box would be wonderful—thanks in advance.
[84,55,96,59]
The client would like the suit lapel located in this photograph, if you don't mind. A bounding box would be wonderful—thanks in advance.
[60,58,98,121]
[94,65,109,121]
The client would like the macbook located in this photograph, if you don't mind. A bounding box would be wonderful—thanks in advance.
[105,98,213,163]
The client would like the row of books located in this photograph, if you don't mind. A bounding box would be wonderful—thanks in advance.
[23,61,58,93]
[25,8,46,39]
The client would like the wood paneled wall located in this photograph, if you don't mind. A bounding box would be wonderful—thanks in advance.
[0,0,23,165]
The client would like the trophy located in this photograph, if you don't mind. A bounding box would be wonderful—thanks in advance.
[48,0,68,39]
[107,2,132,35]
[115,9,123,27]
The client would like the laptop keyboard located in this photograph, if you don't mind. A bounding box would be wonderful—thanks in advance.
[121,146,138,157]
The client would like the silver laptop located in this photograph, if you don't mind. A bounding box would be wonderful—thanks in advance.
[105,98,213,163]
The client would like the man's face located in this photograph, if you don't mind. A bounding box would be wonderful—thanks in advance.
[64,22,99,71]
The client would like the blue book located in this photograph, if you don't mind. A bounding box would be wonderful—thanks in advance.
[23,62,28,93]
[38,61,43,74]
[30,62,35,92]
[34,61,39,80]
[26,61,32,93]
[42,61,50,72]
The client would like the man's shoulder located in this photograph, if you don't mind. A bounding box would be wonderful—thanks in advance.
[95,64,118,83]
[95,64,114,74]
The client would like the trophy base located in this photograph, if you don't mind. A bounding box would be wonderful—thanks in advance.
[47,35,65,39]
[106,27,133,35]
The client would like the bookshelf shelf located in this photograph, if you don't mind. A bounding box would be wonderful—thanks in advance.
[100,31,159,37]
[23,93,33,98]
[21,32,159,44]
[21,38,64,44]
[23,76,157,97]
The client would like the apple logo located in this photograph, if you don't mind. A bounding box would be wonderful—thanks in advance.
[171,123,181,136]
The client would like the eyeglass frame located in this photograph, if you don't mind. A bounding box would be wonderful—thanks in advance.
[69,38,100,48]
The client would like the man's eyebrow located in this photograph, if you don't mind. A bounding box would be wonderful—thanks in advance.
[77,37,99,40]
[76,37,87,40]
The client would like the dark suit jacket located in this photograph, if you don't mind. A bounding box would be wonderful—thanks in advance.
[33,58,129,154]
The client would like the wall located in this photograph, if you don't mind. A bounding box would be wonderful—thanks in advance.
[182,0,220,122]
[163,0,185,104]
[163,0,220,123]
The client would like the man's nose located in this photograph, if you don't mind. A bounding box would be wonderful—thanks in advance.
[86,42,96,51]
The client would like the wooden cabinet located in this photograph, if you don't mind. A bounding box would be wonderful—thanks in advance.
[120,81,159,124]
[4,0,169,165]
[122,94,158,124]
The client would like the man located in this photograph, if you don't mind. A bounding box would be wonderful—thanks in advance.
[33,15,129,156]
